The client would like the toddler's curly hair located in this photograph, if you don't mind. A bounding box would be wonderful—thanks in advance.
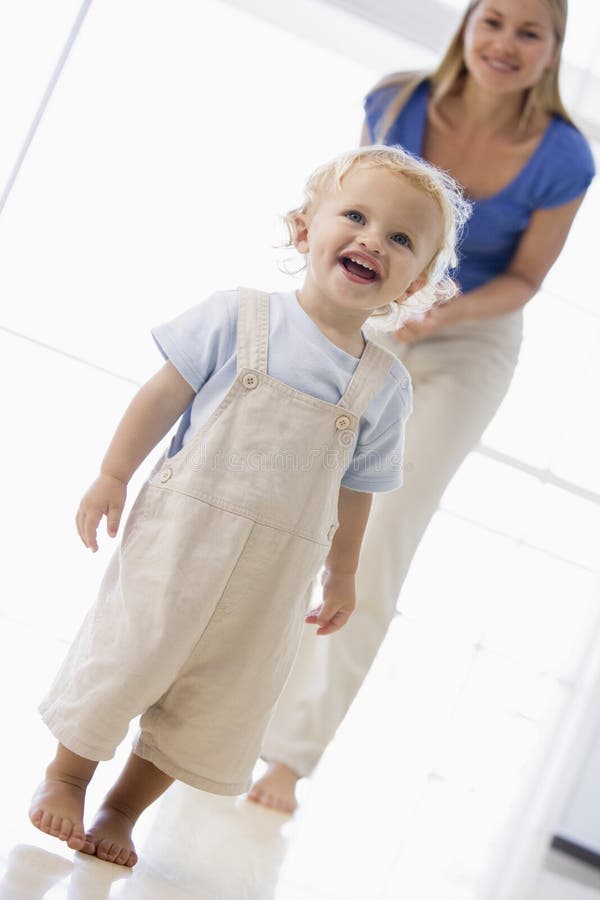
[284,145,472,329]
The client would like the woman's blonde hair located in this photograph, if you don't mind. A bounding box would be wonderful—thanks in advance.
[284,145,472,329]
[375,0,571,143]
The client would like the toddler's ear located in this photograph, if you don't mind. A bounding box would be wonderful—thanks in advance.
[293,212,310,254]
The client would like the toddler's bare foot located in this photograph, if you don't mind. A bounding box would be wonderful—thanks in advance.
[247,762,300,813]
[85,803,138,867]
[29,778,95,854]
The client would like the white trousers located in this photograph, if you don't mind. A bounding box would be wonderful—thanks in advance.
[261,312,523,776]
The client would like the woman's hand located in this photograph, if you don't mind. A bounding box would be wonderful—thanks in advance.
[393,307,445,344]
[305,569,356,636]
[394,279,463,344]
[76,474,127,552]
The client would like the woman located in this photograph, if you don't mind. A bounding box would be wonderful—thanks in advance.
[249,0,596,812]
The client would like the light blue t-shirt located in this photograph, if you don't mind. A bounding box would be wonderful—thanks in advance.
[364,78,596,293]
[152,289,412,493]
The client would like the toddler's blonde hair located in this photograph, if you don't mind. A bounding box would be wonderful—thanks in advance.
[284,145,471,329]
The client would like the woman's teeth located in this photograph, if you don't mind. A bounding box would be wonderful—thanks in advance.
[484,56,517,72]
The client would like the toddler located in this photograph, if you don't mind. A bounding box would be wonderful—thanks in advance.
[29,145,469,867]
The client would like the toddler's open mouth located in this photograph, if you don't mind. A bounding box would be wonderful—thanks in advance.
[340,256,379,283]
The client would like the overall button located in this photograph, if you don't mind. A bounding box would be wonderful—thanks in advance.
[327,524,338,540]
[242,373,259,389]
[335,414,351,430]
[338,430,354,448]
[159,467,173,483]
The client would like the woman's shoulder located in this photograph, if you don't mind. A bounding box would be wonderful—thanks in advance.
[547,116,596,170]
[363,72,429,144]
[365,70,429,103]
[524,116,596,209]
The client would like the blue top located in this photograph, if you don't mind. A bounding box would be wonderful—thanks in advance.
[152,289,412,493]
[364,79,596,293]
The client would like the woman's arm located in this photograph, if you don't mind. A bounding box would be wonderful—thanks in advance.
[396,192,587,341]
[76,361,195,550]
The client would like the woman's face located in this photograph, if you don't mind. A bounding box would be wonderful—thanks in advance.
[463,0,558,96]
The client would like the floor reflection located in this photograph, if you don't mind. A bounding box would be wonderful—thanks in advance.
[0,784,291,899]
[0,843,131,899]
[136,784,291,900]
[0,845,72,900]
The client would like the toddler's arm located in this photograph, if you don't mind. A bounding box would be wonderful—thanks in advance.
[76,362,195,551]
[305,487,372,635]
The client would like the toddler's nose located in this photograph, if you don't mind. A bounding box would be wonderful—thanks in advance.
[359,230,383,254]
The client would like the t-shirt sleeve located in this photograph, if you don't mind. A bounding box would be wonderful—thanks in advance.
[341,370,412,493]
[537,123,596,209]
[363,82,404,143]
[151,290,237,391]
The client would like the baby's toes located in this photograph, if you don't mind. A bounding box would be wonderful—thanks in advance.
[38,810,54,834]
[126,850,138,868]
[106,843,122,864]
[58,817,75,841]
[29,807,43,828]
[49,814,65,837]
[80,835,96,855]
[96,838,119,862]
[95,839,110,860]
[114,846,131,866]
[66,824,86,851]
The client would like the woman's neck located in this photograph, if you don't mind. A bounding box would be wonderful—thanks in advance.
[451,75,527,138]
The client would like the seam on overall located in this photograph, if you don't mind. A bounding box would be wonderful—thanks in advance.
[134,524,262,718]
[185,522,257,654]
[148,483,331,546]
[339,341,394,413]
[134,735,249,795]
[235,369,361,416]
[254,291,269,372]
[237,288,269,373]
[165,381,243,465]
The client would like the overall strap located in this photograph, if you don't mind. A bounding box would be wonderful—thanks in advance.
[338,339,395,417]
[237,287,270,374]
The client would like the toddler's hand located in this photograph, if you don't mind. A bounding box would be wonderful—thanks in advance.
[305,569,356,636]
[76,474,127,552]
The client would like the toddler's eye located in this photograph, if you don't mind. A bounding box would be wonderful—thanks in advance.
[391,232,411,248]
[345,210,365,224]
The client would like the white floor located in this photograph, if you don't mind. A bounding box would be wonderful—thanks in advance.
[0,334,598,900]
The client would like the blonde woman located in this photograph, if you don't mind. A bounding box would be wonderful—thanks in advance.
[250,0,596,812]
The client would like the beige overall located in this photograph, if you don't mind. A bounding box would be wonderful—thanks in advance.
[40,289,394,795]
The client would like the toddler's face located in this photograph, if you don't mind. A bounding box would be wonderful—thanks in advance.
[295,165,443,319]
